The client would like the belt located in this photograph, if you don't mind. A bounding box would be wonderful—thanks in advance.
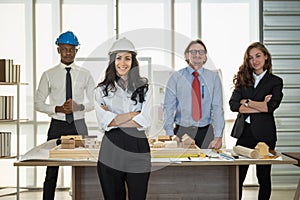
[175,124,209,130]
[52,118,85,123]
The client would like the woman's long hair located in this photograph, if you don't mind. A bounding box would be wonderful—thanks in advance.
[96,52,148,104]
[233,42,272,88]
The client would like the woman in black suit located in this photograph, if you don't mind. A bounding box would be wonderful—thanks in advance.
[229,42,283,200]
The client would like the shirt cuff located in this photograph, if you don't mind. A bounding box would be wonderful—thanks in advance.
[50,105,56,115]
[214,131,223,138]
[165,128,174,136]
[132,114,150,129]
[103,112,117,131]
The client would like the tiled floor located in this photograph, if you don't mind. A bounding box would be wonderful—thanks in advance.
[0,187,296,200]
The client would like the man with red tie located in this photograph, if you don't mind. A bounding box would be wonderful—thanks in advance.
[163,39,224,149]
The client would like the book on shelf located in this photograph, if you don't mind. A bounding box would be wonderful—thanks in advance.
[14,64,20,83]
[0,132,11,157]
[0,59,20,83]
[0,60,4,82]
[0,96,14,120]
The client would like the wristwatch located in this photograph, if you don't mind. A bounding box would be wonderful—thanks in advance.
[80,104,85,111]
[244,99,250,107]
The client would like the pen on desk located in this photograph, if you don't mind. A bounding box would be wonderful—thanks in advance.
[220,153,235,160]
[205,150,219,159]
[201,85,204,98]
[211,149,235,160]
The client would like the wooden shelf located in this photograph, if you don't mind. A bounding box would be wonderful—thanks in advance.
[0,156,17,159]
[0,82,28,85]
[0,119,29,123]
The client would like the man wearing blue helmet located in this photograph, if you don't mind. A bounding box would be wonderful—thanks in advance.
[35,31,95,200]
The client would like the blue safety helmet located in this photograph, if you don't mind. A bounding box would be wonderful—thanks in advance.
[55,31,79,46]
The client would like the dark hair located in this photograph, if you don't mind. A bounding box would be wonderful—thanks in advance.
[96,52,148,104]
[233,42,272,88]
[184,39,208,65]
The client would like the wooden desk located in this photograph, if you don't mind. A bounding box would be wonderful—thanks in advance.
[15,155,297,200]
[282,152,300,167]
[282,152,300,200]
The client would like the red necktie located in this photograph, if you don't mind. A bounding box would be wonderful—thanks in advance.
[192,71,202,121]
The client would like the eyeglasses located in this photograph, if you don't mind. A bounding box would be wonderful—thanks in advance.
[59,47,77,53]
[189,49,206,55]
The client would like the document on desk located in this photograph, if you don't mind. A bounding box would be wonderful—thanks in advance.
[151,158,182,163]
[20,139,57,161]
[150,150,283,163]
[151,157,220,163]
[20,139,97,162]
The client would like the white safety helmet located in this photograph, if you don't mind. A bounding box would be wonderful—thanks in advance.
[108,37,137,55]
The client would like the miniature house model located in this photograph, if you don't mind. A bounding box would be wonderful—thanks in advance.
[255,142,269,157]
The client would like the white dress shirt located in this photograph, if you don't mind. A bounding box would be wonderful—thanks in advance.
[245,70,267,123]
[35,62,95,121]
[95,83,153,132]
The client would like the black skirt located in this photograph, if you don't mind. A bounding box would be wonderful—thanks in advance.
[98,128,151,173]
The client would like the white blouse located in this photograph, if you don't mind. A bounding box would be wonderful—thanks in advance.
[95,83,153,132]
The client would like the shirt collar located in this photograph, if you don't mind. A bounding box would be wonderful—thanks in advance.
[187,66,204,75]
[60,62,76,69]
[253,70,267,80]
[253,70,267,88]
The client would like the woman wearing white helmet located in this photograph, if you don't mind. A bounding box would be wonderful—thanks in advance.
[95,37,152,200]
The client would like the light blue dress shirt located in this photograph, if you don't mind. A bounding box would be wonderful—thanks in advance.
[163,66,225,137]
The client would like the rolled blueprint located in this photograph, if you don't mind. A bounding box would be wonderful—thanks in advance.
[233,145,259,159]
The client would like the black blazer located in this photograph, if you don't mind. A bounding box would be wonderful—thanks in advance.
[229,72,283,142]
